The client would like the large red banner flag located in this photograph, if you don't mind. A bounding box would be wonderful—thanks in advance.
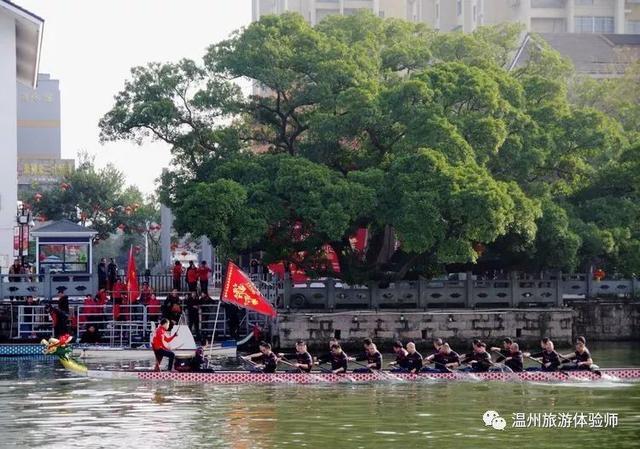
[221,261,277,318]
[126,246,140,303]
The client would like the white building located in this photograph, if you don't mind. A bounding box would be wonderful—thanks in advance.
[0,0,43,272]
[252,0,640,34]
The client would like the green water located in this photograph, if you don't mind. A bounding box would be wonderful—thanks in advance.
[0,342,639,449]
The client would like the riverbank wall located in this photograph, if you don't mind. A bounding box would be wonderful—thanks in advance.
[276,300,640,351]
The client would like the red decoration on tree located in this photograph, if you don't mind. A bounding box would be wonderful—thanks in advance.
[34,193,42,202]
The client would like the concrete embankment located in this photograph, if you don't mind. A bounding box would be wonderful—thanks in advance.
[277,301,640,351]
[276,308,575,350]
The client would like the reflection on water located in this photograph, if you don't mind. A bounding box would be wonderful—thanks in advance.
[0,343,639,449]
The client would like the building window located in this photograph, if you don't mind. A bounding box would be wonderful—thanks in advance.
[575,16,614,33]
[627,20,640,33]
[575,0,594,4]
[436,2,440,20]
[379,10,385,18]
[531,0,564,7]
[473,5,477,22]
[39,243,89,273]
[457,0,462,16]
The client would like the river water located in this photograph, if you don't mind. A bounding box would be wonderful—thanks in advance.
[0,342,639,449]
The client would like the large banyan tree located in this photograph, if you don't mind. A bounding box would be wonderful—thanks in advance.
[100,13,638,282]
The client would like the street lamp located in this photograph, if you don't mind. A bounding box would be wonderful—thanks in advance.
[16,204,33,266]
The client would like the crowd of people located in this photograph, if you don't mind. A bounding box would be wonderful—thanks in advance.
[34,258,224,343]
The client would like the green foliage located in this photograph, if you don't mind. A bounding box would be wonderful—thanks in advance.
[99,12,638,280]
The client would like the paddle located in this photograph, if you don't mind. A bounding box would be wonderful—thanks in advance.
[348,359,400,381]
[422,358,453,373]
[313,361,335,374]
[237,355,259,371]
[558,353,601,377]
[490,349,516,374]
[525,355,569,377]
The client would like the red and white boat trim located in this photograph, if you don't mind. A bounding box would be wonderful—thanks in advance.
[86,368,640,384]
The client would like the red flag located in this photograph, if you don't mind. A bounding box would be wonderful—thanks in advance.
[221,261,277,317]
[126,246,140,303]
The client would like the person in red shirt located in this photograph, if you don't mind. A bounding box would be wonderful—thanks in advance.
[79,294,97,325]
[146,293,161,323]
[111,277,126,321]
[172,260,183,291]
[152,318,178,371]
[198,260,212,295]
[186,261,198,293]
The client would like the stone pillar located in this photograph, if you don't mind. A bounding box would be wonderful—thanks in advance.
[372,0,380,16]
[0,12,17,275]
[283,272,291,309]
[510,271,518,307]
[465,271,473,307]
[160,204,173,269]
[252,0,261,21]
[614,0,625,34]
[326,278,336,310]
[566,0,575,33]
[555,271,563,307]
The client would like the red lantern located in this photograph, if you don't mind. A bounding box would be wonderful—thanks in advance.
[107,207,115,215]
[472,242,486,256]
[34,193,42,202]
[60,182,70,191]
[118,224,126,231]
[124,206,133,215]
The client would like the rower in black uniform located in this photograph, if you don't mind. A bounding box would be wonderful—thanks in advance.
[352,339,382,372]
[389,340,409,371]
[422,342,459,372]
[560,337,594,371]
[279,339,314,373]
[403,342,423,373]
[490,337,514,363]
[524,338,561,371]
[502,342,524,372]
[243,341,279,373]
[460,341,493,372]
[329,343,348,374]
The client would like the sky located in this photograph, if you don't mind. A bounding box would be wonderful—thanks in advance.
[17,0,252,194]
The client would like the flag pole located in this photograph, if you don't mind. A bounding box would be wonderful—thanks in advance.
[208,261,228,363]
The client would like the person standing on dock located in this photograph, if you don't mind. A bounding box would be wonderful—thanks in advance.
[152,318,178,371]
[172,260,183,291]
[186,261,198,293]
[198,260,212,295]
[107,258,118,291]
[98,258,108,290]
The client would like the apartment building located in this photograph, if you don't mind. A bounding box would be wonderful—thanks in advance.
[252,0,640,34]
